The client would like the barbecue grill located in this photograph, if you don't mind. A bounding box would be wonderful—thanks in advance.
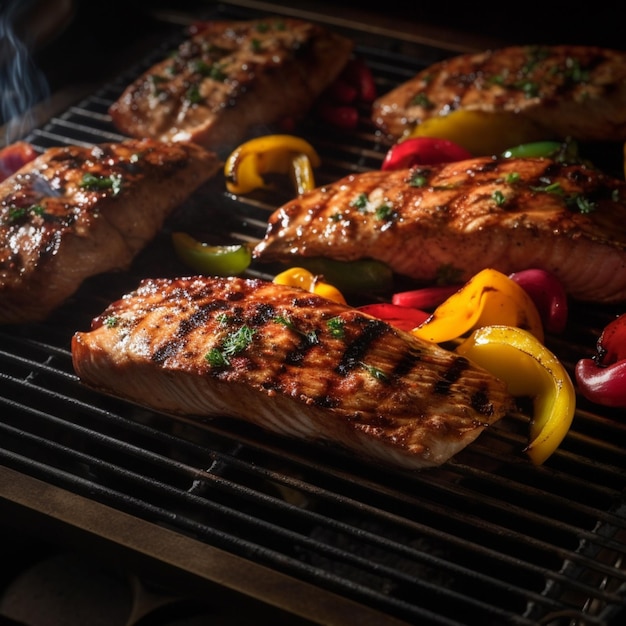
[1,2,625,624]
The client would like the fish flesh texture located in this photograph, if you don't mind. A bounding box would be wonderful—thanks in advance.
[253,156,626,303]
[0,138,219,324]
[109,17,353,152]
[71,276,513,469]
[372,45,626,143]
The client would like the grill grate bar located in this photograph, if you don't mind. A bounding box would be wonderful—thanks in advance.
[1,354,625,616]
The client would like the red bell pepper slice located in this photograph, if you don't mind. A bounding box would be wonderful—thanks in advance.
[357,303,430,332]
[595,313,626,365]
[391,284,461,311]
[575,312,626,408]
[575,358,626,408]
[0,141,38,182]
[381,137,472,171]
[508,269,568,334]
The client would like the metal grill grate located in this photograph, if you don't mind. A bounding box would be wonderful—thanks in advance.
[1,3,625,625]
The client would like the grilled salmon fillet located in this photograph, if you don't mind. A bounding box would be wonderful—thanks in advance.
[0,139,219,325]
[372,45,626,143]
[253,156,626,304]
[71,276,513,469]
[109,17,353,152]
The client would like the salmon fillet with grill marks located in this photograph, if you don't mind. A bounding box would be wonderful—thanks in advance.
[109,17,353,152]
[253,156,626,304]
[372,45,626,142]
[71,276,513,469]
[0,139,219,325]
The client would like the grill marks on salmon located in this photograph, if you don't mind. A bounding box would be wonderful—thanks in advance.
[71,276,513,469]
[372,45,626,142]
[109,17,353,152]
[0,139,219,324]
[253,156,626,304]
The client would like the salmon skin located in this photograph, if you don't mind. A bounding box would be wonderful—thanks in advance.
[71,276,513,469]
[253,156,626,304]
[0,139,220,325]
[372,45,626,142]
[109,17,353,153]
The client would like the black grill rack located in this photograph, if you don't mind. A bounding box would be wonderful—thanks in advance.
[1,2,625,625]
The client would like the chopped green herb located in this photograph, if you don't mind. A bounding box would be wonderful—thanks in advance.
[350,193,368,210]
[206,324,256,368]
[251,38,262,53]
[185,83,202,104]
[505,172,520,184]
[105,316,119,328]
[492,189,506,206]
[149,74,169,95]
[79,173,122,196]
[568,194,597,214]
[216,313,230,325]
[222,325,256,356]
[530,181,564,195]
[206,348,230,368]
[5,203,45,224]
[408,172,428,187]
[374,204,396,221]
[274,315,318,345]
[410,92,434,109]
[326,317,345,338]
[360,362,388,381]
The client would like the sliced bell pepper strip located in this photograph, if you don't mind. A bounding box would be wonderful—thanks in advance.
[172,232,252,276]
[0,141,38,182]
[412,268,544,344]
[456,325,576,464]
[575,359,626,408]
[357,303,430,332]
[224,134,321,195]
[408,110,548,156]
[381,137,472,171]
[391,284,462,311]
[575,312,626,408]
[509,269,568,334]
[595,312,626,365]
[501,139,583,163]
[294,257,393,294]
[273,267,346,304]
[289,152,317,197]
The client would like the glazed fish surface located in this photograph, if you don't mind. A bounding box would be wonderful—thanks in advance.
[253,156,626,304]
[372,45,626,142]
[109,17,353,152]
[71,276,513,469]
[0,139,219,324]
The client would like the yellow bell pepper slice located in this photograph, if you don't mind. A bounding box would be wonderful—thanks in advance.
[408,110,548,157]
[273,267,346,304]
[456,325,575,464]
[172,232,252,276]
[224,134,321,195]
[412,268,544,344]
